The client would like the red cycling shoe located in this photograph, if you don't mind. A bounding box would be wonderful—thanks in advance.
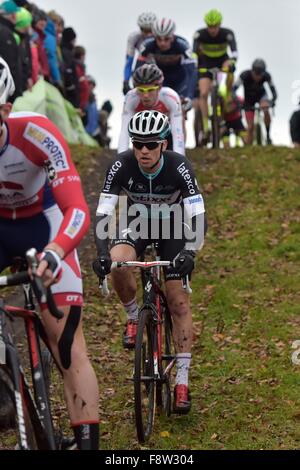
[122,320,138,349]
[173,384,191,414]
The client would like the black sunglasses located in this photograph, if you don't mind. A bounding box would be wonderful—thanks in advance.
[132,141,162,150]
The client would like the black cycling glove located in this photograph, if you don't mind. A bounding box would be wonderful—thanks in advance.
[173,250,195,277]
[92,254,112,278]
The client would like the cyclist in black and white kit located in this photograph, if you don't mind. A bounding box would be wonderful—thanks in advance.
[233,59,278,145]
[93,110,206,414]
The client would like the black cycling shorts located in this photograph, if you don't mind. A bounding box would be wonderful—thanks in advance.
[198,54,230,79]
[110,216,187,281]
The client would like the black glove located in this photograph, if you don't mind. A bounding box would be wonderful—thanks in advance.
[122,80,131,95]
[173,250,195,277]
[271,99,276,108]
[92,255,112,278]
[40,250,62,279]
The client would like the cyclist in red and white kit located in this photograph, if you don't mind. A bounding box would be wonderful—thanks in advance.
[118,63,185,155]
[0,58,99,450]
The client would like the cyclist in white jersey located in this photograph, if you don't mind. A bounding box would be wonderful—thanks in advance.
[123,12,157,95]
[118,63,185,155]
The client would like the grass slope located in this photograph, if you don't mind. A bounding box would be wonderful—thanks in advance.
[2,145,300,450]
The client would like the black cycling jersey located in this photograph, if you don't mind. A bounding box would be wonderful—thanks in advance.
[136,36,197,99]
[94,150,206,263]
[193,27,238,65]
[234,70,278,105]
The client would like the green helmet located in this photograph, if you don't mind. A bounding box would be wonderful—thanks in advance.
[204,9,223,26]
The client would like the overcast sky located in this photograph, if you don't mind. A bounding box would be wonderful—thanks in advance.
[39,0,300,147]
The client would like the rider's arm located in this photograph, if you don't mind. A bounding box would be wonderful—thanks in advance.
[94,159,123,256]
[32,119,90,258]
[162,88,185,156]
[232,75,243,92]
[177,158,206,252]
[124,56,134,82]
[266,73,278,102]
[117,90,139,153]
[135,38,154,70]
[123,32,138,81]
[226,29,238,61]
[180,40,198,100]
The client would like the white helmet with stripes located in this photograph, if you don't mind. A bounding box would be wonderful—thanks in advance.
[128,110,171,141]
[0,58,15,105]
[137,12,157,29]
[152,18,176,37]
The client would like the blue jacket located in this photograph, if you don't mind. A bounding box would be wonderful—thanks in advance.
[85,98,99,136]
[44,19,61,83]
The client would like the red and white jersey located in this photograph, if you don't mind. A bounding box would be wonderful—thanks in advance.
[0,112,90,256]
[118,87,185,155]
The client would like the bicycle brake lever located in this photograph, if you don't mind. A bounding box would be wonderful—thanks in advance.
[99,277,110,296]
[182,275,193,294]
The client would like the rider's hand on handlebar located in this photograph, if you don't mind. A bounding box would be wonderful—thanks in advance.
[173,250,195,277]
[92,254,112,278]
[36,250,63,288]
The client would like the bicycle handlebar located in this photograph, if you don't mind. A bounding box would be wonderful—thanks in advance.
[98,260,192,295]
[0,248,64,320]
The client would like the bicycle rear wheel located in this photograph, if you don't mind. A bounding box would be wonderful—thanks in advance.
[255,123,263,145]
[134,307,155,443]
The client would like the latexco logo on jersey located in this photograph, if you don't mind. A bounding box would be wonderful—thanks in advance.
[177,162,196,195]
[24,123,70,173]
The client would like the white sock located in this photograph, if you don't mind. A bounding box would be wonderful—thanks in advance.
[175,353,192,386]
[123,298,139,321]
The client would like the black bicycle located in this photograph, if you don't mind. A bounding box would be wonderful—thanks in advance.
[199,66,232,148]
[101,254,191,443]
[0,248,63,450]
[243,103,275,145]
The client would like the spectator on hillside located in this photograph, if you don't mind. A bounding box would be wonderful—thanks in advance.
[44,16,63,90]
[74,45,89,112]
[15,6,33,91]
[0,0,23,101]
[99,100,113,147]
[61,26,80,108]
[32,8,50,81]
[85,75,99,137]
[47,10,64,72]
[290,103,300,148]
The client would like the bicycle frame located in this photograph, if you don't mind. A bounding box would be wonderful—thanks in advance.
[0,291,56,449]
[0,249,63,450]
[199,66,231,148]
[140,265,175,382]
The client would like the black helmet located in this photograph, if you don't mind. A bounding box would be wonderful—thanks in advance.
[133,64,164,86]
[252,58,266,74]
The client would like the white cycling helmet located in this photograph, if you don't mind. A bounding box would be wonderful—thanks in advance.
[0,58,15,105]
[137,12,157,30]
[152,18,176,37]
[128,110,171,141]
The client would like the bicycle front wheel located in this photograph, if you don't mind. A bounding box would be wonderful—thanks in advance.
[211,87,221,148]
[134,307,155,443]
